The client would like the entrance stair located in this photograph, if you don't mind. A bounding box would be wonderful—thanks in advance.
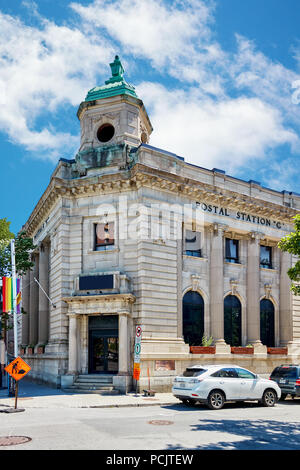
[62,374,120,395]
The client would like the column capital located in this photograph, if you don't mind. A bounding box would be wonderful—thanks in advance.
[247,231,265,243]
[118,309,131,317]
[67,313,80,318]
[208,222,228,236]
[38,239,50,252]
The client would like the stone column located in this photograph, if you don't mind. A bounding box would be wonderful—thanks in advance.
[67,314,78,375]
[38,242,50,346]
[29,253,39,347]
[279,251,293,347]
[118,312,129,375]
[247,233,266,352]
[210,224,230,353]
[21,270,30,346]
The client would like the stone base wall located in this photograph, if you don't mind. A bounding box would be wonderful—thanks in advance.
[137,353,300,392]
[21,354,68,388]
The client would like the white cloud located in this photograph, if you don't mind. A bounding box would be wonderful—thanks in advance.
[0,0,299,188]
[0,11,113,159]
[138,82,298,173]
[232,36,300,131]
[70,0,226,92]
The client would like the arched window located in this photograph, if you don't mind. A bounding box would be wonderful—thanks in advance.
[224,295,241,346]
[182,291,204,346]
[260,299,275,347]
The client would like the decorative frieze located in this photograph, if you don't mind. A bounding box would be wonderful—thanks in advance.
[24,158,297,238]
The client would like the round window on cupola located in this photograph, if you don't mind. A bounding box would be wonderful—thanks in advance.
[97,123,115,143]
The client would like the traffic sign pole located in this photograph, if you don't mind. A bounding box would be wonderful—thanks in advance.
[14,381,19,409]
[133,326,142,394]
[4,357,31,413]
[10,239,18,358]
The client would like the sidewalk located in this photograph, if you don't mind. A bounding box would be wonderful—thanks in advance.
[0,379,180,410]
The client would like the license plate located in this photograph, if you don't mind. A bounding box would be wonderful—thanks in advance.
[280,379,287,384]
[179,383,186,388]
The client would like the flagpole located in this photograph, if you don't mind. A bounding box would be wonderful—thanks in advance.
[10,239,18,358]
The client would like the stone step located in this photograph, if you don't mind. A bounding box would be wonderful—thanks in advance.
[62,387,120,395]
[61,374,120,395]
[72,383,115,390]
[76,376,113,384]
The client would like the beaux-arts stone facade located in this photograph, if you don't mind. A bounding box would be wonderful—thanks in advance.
[20,57,300,393]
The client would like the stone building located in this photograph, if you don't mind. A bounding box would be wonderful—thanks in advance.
[20,56,300,393]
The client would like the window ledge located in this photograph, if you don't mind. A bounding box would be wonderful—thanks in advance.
[225,261,243,267]
[183,255,207,260]
[260,267,277,272]
[88,248,119,254]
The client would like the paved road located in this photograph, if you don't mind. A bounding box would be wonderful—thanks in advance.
[1,398,300,450]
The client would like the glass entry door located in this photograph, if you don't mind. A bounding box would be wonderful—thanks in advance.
[88,315,119,374]
[89,336,118,373]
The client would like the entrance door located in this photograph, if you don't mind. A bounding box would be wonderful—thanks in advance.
[89,336,118,373]
[88,315,118,374]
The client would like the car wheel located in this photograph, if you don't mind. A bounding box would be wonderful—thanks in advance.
[207,390,225,410]
[279,393,287,401]
[261,389,277,407]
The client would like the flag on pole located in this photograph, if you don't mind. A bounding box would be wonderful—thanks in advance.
[2,277,21,313]
[16,278,21,313]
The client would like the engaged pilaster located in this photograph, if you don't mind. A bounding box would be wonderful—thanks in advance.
[279,251,293,347]
[118,311,129,375]
[29,253,39,348]
[67,314,78,375]
[38,242,50,346]
[209,223,230,353]
[247,232,266,353]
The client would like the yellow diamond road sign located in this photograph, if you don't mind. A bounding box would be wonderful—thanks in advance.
[5,356,31,381]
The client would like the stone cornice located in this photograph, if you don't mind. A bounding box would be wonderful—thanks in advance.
[62,293,136,304]
[24,161,299,237]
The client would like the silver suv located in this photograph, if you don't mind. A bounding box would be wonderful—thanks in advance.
[172,364,281,409]
[270,365,300,400]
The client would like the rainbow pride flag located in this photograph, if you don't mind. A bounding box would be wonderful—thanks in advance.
[2,277,21,313]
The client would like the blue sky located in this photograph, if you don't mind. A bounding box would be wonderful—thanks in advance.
[0,0,299,234]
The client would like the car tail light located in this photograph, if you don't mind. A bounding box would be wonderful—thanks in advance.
[295,379,300,386]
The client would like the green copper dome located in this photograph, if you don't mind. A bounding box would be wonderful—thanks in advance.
[85,56,138,102]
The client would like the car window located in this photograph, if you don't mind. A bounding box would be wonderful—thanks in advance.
[271,367,298,379]
[183,368,207,377]
[235,368,256,379]
[270,367,280,378]
[211,368,238,378]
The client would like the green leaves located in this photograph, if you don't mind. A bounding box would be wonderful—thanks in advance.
[0,219,35,277]
[278,215,300,296]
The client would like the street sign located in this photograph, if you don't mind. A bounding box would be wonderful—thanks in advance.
[133,363,141,380]
[133,326,142,385]
[5,356,31,382]
[4,357,31,412]
[136,326,142,338]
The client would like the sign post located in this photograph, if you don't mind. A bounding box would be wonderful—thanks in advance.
[4,356,31,412]
[133,326,142,394]
[10,240,18,358]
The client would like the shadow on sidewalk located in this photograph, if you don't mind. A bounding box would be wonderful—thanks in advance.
[0,377,67,398]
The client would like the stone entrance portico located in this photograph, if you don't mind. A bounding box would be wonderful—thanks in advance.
[61,293,135,393]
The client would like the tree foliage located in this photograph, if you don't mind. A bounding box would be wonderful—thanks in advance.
[0,219,35,332]
[278,214,300,296]
[0,219,35,277]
